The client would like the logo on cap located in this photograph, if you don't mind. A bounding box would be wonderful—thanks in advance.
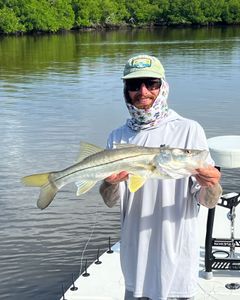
[131,58,151,69]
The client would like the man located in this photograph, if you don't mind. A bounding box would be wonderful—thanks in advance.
[99,54,222,300]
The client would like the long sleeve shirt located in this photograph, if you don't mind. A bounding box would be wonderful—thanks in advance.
[100,109,213,300]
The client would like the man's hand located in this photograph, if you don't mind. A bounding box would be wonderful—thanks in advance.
[104,171,129,185]
[195,165,221,187]
[100,171,129,207]
[195,165,222,208]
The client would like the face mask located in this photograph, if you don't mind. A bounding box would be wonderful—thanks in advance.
[125,78,169,131]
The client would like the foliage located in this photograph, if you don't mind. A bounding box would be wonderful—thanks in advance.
[72,0,101,27]
[0,0,74,33]
[50,0,75,30]
[19,0,59,32]
[0,0,239,34]
[72,0,129,27]
[181,0,206,24]
[153,0,170,24]
[222,0,240,24]
[125,0,159,24]
[99,0,130,25]
[0,6,25,33]
[200,0,225,24]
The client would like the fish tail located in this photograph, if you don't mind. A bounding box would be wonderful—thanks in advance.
[22,173,58,210]
[37,183,58,210]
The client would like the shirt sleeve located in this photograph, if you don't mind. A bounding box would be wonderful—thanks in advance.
[189,175,201,204]
[99,181,120,208]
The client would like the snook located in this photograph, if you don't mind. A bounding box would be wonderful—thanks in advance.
[22,142,208,209]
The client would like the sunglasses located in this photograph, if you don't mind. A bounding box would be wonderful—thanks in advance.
[125,78,162,92]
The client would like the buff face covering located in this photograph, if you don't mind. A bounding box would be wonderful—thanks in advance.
[126,79,169,131]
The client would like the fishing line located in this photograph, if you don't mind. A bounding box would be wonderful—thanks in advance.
[78,198,99,276]
[197,282,219,300]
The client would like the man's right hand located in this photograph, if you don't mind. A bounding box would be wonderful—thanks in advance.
[104,171,129,185]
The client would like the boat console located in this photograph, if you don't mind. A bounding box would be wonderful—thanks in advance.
[205,136,240,280]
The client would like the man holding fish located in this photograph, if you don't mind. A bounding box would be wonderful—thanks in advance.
[22,54,222,300]
[100,55,222,300]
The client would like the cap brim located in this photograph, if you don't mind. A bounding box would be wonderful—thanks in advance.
[122,70,163,80]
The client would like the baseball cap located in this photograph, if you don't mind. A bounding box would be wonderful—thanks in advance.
[122,54,165,80]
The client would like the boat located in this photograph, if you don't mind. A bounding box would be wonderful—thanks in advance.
[60,136,240,300]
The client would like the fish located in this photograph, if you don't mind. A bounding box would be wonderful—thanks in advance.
[154,147,208,178]
[21,142,208,209]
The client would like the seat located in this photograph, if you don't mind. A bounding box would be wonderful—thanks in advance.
[208,135,240,168]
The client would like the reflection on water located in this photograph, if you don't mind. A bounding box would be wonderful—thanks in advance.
[0,27,240,300]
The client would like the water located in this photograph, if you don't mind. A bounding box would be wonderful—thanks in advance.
[0,27,240,300]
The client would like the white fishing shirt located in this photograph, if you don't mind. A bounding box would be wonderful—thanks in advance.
[107,110,213,300]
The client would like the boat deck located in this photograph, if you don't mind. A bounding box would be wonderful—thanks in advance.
[61,194,240,300]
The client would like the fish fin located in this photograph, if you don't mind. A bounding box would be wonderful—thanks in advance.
[75,180,97,195]
[37,183,58,209]
[128,175,146,193]
[22,173,58,209]
[76,142,104,162]
[22,173,50,187]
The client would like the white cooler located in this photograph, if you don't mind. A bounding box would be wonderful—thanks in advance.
[207,135,240,168]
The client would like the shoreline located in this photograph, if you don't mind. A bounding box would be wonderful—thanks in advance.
[1,22,240,37]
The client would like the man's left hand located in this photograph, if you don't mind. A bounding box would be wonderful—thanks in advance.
[195,165,221,187]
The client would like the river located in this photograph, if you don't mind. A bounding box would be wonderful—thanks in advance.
[0,27,240,300]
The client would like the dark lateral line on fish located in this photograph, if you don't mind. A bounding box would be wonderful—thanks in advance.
[53,153,154,183]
